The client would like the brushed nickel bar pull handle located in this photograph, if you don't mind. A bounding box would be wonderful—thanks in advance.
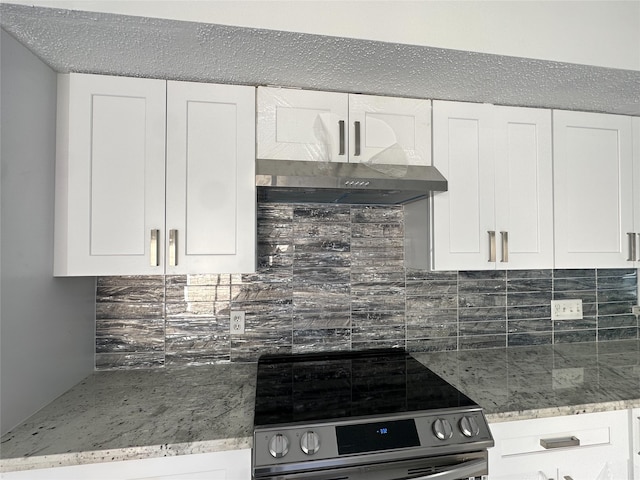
[628,232,637,261]
[169,229,177,267]
[354,121,361,156]
[501,231,509,263]
[540,436,580,449]
[564,476,575,480]
[488,231,496,262]
[150,229,160,267]
[338,120,345,156]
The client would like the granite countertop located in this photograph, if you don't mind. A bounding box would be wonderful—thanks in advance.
[2,340,639,472]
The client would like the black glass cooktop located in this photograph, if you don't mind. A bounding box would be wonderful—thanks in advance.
[253,348,477,427]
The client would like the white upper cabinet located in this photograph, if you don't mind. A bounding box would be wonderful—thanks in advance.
[54,73,256,276]
[428,100,553,271]
[165,81,256,275]
[553,110,635,268]
[257,86,431,166]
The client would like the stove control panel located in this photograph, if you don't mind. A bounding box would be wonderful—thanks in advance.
[253,409,493,468]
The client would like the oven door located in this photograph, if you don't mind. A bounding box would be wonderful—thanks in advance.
[253,450,487,480]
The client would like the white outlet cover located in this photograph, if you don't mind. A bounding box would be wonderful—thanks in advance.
[230,310,245,334]
[551,299,583,320]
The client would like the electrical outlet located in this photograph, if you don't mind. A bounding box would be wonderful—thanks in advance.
[551,299,583,320]
[632,305,640,316]
[230,310,245,334]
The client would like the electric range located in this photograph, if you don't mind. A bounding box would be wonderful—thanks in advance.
[252,348,494,480]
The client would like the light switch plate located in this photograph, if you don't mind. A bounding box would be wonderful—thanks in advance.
[551,299,583,320]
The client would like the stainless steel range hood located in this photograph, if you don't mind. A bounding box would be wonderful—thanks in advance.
[256,159,447,205]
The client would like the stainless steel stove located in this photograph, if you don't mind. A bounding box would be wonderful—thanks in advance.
[252,349,494,480]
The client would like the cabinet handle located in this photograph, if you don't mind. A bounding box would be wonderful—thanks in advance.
[564,477,575,480]
[338,120,346,155]
[150,229,160,267]
[354,121,361,156]
[540,436,580,449]
[500,231,509,263]
[488,231,496,262]
[629,232,638,262]
[169,229,177,267]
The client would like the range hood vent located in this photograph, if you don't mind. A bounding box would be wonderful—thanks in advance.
[256,159,447,205]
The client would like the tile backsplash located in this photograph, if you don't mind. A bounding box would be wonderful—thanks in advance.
[95,204,639,369]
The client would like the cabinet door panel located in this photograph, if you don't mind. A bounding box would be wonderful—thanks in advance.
[166,81,256,274]
[494,107,553,269]
[431,101,495,270]
[349,94,431,166]
[553,110,634,268]
[257,87,347,162]
[55,73,166,276]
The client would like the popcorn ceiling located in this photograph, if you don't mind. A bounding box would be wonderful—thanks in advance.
[1,3,638,115]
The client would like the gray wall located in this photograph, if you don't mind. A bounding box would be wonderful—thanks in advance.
[0,30,95,435]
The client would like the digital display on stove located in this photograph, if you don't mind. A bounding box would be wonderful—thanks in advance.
[336,419,420,455]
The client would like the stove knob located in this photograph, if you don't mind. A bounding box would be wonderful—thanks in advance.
[268,433,290,458]
[459,416,480,437]
[300,430,320,455]
[432,418,453,440]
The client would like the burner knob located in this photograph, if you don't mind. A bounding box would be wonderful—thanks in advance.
[268,433,290,458]
[459,416,480,437]
[432,418,453,440]
[300,430,320,455]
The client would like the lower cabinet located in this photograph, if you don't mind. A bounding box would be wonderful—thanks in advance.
[0,449,250,480]
[488,410,631,480]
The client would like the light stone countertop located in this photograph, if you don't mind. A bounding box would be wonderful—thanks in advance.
[1,340,639,472]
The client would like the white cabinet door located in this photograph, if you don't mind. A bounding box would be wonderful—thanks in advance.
[257,87,348,162]
[553,110,634,268]
[55,74,256,276]
[348,94,431,166]
[257,87,431,166]
[166,81,256,274]
[488,410,631,480]
[493,106,553,269]
[430,101,552,271]
[431,101,495,270]
[54,73,167,276]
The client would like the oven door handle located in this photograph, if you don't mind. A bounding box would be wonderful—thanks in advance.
[409,458,486,480]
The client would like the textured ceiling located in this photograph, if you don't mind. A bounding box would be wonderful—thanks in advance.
[1,3,638,116]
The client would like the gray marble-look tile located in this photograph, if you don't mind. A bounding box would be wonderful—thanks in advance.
[598,314,638,329]
[351,205,403,223]
[554,329,597,344]
[96,319,165,353]
[553,277,597,291]
[352,325,405,342]
[508,332,552,347]
[507,269,552,280]
[458,306,506,321]
[97,276,165,287]
[507,304,551,320]
[96,285,165,303]
[293,205,351,223]
[406,294,458,311]
[406,337,458,352]
[507,291,552,306]
[459,334,506,350]
[506,277,552,292]
[597,287,638,302]
[96,302,164,320]
[508,318,553,333]
[95,352,165,370]
[352,311,405,326]
[459,293,506,308]
[553,269,596,279]
[458,320,506,335]
[598,327,638,341]
[459,270,506,280]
